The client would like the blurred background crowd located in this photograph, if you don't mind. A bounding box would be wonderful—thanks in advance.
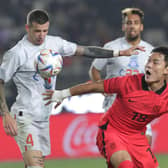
[0,0,168,109]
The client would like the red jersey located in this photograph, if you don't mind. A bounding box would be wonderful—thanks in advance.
[100,73,168,135]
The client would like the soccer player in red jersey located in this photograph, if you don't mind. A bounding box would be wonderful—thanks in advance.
[43,46,168,168]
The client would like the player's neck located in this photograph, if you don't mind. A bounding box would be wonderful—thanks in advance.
[148,80,165,92]
[126,37,141,46]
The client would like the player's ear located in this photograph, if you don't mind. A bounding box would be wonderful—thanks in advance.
[140,24,144,32]
[164,65,168,75]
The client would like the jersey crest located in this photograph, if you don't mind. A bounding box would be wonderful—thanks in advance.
[128,56,139,69]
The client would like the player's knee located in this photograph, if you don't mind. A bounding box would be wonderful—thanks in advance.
[110,150,131,168]
[23,150,44,167]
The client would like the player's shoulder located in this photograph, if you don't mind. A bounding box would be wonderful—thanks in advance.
[140,40,154,49]
[46,35,64,42]
[5,37,25,57]
[130,73,143,80]
[46,35,73,48]
[104,37,124,49]
[123,73,143,84]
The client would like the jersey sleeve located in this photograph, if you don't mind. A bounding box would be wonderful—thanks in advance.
[91,58,107,71]
[103,74,138,95]
[104,76,124,95]
[58,37,77,57]
[0,50,20,82]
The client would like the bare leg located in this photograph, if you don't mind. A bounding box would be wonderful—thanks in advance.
[23,150,44,168]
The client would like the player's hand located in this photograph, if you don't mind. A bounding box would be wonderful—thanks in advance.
[42,90,64,107]
[119,46,145,56]
[3,112,18,136]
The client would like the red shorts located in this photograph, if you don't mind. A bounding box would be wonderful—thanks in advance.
[96,123,159,168]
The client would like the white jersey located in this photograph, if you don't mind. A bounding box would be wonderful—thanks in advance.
[0,35,77,121]
[92,37,153,110]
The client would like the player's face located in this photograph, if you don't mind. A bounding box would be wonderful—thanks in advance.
[145,52,168,83]
[25,21,49,45]
[122,14,143,42]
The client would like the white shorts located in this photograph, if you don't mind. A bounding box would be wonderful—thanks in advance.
[14,112,50,156]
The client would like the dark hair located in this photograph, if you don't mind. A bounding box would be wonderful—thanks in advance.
[121,8,144,23]
[152,46,168,66]
[27,9,49,26]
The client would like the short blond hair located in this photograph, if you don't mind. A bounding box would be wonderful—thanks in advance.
[121,8,144,23]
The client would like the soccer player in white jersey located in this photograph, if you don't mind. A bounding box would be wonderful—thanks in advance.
[0,9,141,168]
[89,8,153,145]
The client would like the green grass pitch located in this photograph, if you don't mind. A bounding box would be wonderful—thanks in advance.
[0,155,167,168]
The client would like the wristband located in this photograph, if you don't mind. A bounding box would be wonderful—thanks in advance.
[51,89,71,102]
[62,88,71,99]
[113,50,119,57]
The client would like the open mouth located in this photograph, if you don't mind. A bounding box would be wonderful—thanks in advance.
[146,70,151,75]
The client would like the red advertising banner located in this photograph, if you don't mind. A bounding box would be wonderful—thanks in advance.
[0,113,168,161]
[0,121,21,161]
[49,113,101,159]
[151,114,168,153]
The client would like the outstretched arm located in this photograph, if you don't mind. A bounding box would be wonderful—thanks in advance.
[75,45,145,58]
[70,80,104,95]
[43,80,104,106]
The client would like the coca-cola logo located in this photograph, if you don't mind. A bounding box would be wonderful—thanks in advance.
[63,116,99,156]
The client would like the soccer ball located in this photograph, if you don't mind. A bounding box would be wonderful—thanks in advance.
[35,49,63,79]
